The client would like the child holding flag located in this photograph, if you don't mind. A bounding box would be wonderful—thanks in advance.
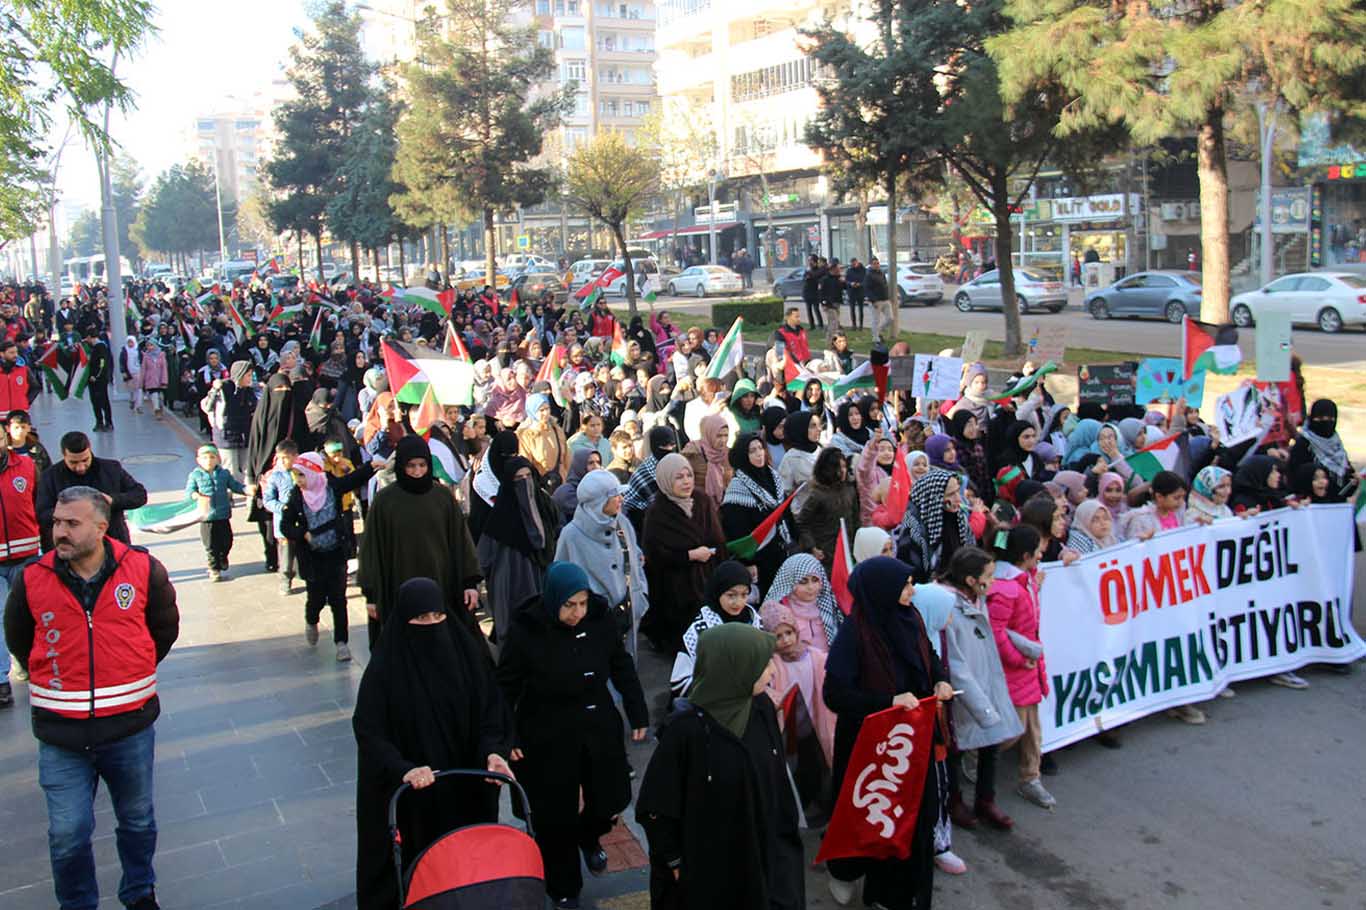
[185,444,246,582]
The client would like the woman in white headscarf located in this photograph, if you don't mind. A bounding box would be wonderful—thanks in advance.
[119,337,143,413]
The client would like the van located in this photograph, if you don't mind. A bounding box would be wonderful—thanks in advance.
[567,259,611,290]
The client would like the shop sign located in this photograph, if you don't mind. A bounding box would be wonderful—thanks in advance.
[1252,188,1311,233]
[1326,164,1365,181]
[1046,193,1130,223]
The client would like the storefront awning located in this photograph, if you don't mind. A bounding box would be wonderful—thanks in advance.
[639,222,741,239]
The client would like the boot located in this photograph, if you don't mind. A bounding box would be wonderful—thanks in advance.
[947,791,977,829]
[974,797,1015,831]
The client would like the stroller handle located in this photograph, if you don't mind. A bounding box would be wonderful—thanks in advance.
[387,767,535,838]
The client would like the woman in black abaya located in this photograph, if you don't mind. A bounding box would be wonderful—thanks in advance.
[352,578,515,910]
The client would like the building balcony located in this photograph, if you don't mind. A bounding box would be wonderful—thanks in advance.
[594,45,656,62]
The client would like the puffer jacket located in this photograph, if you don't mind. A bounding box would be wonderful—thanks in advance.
[987,562,1048,706]
[945,588,1024,749]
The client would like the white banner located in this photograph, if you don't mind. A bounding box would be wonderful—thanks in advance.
[1039,505,1363,751]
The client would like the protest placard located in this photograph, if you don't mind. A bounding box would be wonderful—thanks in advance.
[1025,324,1067,363]
[887,355,916,391]
[1077,363,1137,406]
[911,353,963,400]
[1135,357,1206,406]
[1254,309,1293,382]
[960,330,988,365]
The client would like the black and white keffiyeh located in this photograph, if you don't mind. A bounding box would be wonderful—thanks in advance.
[670,604,762,697]
[763,552,841,647]
[722,467,793,548]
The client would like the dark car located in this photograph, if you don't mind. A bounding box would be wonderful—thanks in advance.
[1084,270,1202,323]
[772,267,807,299]
[267,275,301,294]
[505,270,569,305]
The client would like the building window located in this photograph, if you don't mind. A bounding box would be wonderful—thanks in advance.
[537,0,550,12]
[197,119,216,132]
[566,59,586,81]
[729,57,814,102]
[600,98,620,116]
[538,29,555,47]
[633,100,650,116]
[561,26,585,49]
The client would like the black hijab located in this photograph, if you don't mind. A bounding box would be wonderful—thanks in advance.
[782,411,818,454]
[948,409,978,445]
[482,456,547,556]
[648,425,679,460]
[835,400,870,446]
[395,434,436,495]
[1230,455,1286,512]
[1290,463,1331,503]
[761,406,788,447]
[1000,420,1041,474]
[486,430,520,480]
[847,557,934,697]
[704,560,755,615]
[729,432,776,495]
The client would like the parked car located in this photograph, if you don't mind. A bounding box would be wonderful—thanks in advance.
[566,258,611,290]
[604,257,661,297]
[505,270,568,304]
[897,264,945,306]
[953,268,1067,313]
[1084,270,1202,323]
[267,275,301,294]
[772,267,807,299]
[1229,271,1366,333]
[455,268,510,291]
[666,265,744,298]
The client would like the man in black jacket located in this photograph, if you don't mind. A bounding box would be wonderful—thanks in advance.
[800,255,824,330]
[819,261,844,341]
[844,258,867,330]
[82,326,114,431]
[35,431,148,549]
[865,257,892,343]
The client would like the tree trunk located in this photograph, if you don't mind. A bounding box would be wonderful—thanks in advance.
[855,192,870,262]
[1197,110,1230,324]
[480,211,495,284]
[886,174,900,335]
[296,231,304,277]
[440,224,451,286]
[615,224,636,318]
[670,191,682,269]
[398,236,407,285]
[758,173,776,284]
[314,233,324,282]
[995,178,1023,356]
[350,240,361,284]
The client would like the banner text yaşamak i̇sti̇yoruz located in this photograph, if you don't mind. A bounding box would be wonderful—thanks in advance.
[1038,504,1363,750]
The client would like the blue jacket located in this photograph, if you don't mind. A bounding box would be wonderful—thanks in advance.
[185,466,245,521]
[262,467,296,536]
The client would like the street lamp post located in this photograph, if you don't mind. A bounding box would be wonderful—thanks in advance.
[97,52,128,400]
[211,151,228,265]
[707,165,721,265]
[1255,97,1280,287]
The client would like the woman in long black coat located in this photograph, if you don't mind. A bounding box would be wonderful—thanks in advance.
[640,452,725,652]
[637,623,805,910]
[497,562,649,906]
[351,578,514,910]
[822,557,954,909]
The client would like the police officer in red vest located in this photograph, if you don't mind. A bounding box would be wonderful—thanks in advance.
[0,420,39,706]
[3,485,179,910]
[0,337,37,419]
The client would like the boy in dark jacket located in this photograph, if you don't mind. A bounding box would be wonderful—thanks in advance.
[185,444,245,581]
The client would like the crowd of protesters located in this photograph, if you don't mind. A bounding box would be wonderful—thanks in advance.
[6,266,1360,910]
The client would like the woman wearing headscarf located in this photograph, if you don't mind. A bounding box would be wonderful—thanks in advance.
[467,428,521,542]
[822,557,953,908]
[671,559,763,696]
[924,433,959,475]
[478,455,561,641]
[796,447,860,576]
[830,399,871,458]
[622,426,679,531]
[554,470,651,656]
[638,623,804,910]
[640,374,685,439]
[1186,465,1235,525]
[1288,399,1356,503]
[852,526,893,562]
[497,562,648,907]
[518,392,570,489]
[729,378,763,437]
[550,447,602,524]
[357,436,482,644]
[302,387,346,455]
[486,366,528,428]
[682,412,732,510]
[997,420,1044,479]
[641,453,726,653]
[895,467,974,583]
[948,410,993,507]
[764,552,841,654]
[761,405,789,468]
[1229,455,1289,515]
[1051,470,1088,515]
[1065,500,1119,554]
[249,333,280,384]
[947,362,992,425]
[352,578,514,910]
[1063,418,1102,468]
[119,336,142,412]
[778,410,821,514]
[721,433,794,593]
[760,599,836,772]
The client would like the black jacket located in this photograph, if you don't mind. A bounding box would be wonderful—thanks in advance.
[865,267,889,302]
[35,456,148,548]
[496,595,648,827]
[801,267,823,304]
[844,264,867,298]
[86,340,112,386]
[819,272,844,307]
[3,540,179,749]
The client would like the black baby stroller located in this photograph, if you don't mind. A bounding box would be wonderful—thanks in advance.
[388,769,544,908]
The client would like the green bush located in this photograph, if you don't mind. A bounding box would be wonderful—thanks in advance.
[711,296,783,327]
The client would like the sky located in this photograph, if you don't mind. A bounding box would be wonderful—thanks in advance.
[54,0,314,213]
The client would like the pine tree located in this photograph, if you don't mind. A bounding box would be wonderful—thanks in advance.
[392,0,571,281]
[988,0,1366,323]
[329,83,404,278]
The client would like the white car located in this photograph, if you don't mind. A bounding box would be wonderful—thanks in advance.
[897,263,945,306]
[1229,271,1366,334]
[666,265,743,298]
[604,257,661,297]
[566,259,610,290]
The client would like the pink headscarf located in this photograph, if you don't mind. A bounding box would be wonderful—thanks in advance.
[293,452,329,512]
[697,414,729,506]
[759,599,835,763]
[1100,471,1128,514]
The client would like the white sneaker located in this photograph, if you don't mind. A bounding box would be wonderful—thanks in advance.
[827,874,859,906]
[336,643,352,662]
[934,850,968,875]
[1166,704,1206,725]
[1017,778,1056,809]
[1269,672,1309,690]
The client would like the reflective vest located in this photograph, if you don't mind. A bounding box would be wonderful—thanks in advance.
[0,452,38,561]
[0,364,29,416]
[23,541,157,719]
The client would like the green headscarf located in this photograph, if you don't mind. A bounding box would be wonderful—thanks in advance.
[689,623,776,739]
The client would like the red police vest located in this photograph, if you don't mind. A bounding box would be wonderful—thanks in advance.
[23,541,158,720]
[0,364,30,416]
[0,452,38,561]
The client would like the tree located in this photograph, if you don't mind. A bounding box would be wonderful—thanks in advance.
[640,100,716,269]
[110,156,142,267]
[564,131,660,315]
[329,82,403,279]
[67,210,102,258]
[130,160,224,271]
[988,0,1366,324]
[0,0,155,240]
[733,113,784,284]
[393,0,570,281]
[264,1,373,279]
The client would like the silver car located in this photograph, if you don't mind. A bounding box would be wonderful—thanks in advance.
[666,265,744,298]
[953,268,1068,314]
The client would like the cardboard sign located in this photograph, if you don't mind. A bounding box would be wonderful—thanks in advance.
[960,330,988,366]
[1254,309,1293,383]
[1076,363,1137,406]
[1025,324,1067,364]
[911,354,964,400]
[1135,357,1206,406]
[887,355,916,390]
[1213,384,1276,447]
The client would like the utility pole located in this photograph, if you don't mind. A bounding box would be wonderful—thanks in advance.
[1256,98,1279,286]
[97,52,127,400]
[211,151,228,265]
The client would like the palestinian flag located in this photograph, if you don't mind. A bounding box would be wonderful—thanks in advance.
[444,323,472,362]
[177,319,195,351]
[68,344,92,400]
[184,277,202,297]
[429,437,459,485]
[831,360,876,399]
[266,256,282,274]
[381,339,475,407]
[536,344,566,406]
[308,308,326,352]
[578,284,603,312]
[379,285,396,299]
[994,361,1059,403]
[127,496,205,534]
[397,287,454,316]
[705,316,744,380]
[224,296,253,339]
[410,384,443,437]
[609,322,630,366]
[726,486,799,559]
[35,343,71,400]
[125,296,142,323]
[269,298,304,325]
[643,288,658,306]
[1182,317,1240,380]
[1125,431,1190,482]
[194,288,217,311]
[784,353,819,392]
[831,518,854,616]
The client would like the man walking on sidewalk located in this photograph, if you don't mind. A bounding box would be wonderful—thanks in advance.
[83,326,114,432]
[35,431,148,549]
[4,486,180,910]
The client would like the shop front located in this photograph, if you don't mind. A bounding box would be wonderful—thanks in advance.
[1296,116,1366,267]
[756,216,821,269]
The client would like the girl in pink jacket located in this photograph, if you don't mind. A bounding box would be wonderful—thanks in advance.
[987,524,1056,810]
[137,339,169,418]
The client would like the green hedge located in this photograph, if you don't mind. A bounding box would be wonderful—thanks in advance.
[711,296,783,327]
